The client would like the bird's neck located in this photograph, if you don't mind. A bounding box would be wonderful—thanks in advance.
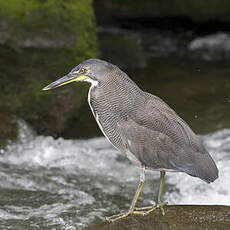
[88,78,143,119]
[87,78,144,149]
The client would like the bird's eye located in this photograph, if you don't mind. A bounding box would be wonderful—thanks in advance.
[79,68,87,74]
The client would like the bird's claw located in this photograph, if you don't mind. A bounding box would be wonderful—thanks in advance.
[138,202,167,216]
[106,203,167,222]
[105,211,132,223]
[134,205,154,211]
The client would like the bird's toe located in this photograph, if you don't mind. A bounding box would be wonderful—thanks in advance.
[105,210,132,223]
[133,202,167,216]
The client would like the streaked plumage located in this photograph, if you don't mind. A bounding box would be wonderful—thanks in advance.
[43,58,218,222]
[86,59,218,183]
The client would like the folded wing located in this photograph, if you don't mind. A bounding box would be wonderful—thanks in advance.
[118,94,218,183]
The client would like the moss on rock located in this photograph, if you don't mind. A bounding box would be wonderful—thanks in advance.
[0,0,98,144]
[0,0,98,50]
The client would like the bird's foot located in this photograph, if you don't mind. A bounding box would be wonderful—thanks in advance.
[106,203,167,222]
[105,210,133,223]
[144,202,167,216]
[134,202,167,216]
[105,207,154,223]
[134,205,154,211]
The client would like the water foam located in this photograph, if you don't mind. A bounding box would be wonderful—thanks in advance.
[167,129,230,205]
[0,120,229,229]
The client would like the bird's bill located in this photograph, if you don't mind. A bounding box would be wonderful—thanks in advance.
[42,74,89,91]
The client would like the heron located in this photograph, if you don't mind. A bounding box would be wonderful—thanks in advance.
[43,58,218,222]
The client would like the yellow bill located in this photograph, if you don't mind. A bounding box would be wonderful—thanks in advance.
[42,74,89,91]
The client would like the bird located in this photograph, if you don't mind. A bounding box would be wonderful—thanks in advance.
[43,58,218,222]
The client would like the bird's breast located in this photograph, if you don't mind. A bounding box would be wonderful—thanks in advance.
[88,85,125,151]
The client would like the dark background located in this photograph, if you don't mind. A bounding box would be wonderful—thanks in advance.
[0,1,230,230]
[0,0,230,145]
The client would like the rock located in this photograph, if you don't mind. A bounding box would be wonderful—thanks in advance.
[98,27,146,69]
[188,33,230,60]
[0,0,98,144]
[0,111,18,148]
[95,205,230,230]
[94,0,230,24]
[0,0,97,51]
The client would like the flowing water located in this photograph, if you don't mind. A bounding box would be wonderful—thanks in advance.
[1,31,230,229]
[0,119,229,229]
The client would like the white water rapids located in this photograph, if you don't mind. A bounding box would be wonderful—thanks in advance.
[0,120,229,229]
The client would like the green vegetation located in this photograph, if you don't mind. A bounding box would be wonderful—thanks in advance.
[0,0,98,57]
[0,0,98,146]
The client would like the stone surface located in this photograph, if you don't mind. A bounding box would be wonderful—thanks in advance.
[94,0,230,24]
[0,0,98,146]
[95,205,230,230]
[98,28,146,69]
[0,111,17,148]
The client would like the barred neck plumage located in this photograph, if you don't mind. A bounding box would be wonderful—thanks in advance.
[87,72,145,150]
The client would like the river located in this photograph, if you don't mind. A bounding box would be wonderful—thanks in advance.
[1,26,230,229]
[0,118,229,229]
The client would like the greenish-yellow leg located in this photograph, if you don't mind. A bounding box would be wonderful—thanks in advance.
[106,170,167,222]
[134,171,167,215]
[106,167,146,222]
[158,171,165,203]
[157,171,166,215]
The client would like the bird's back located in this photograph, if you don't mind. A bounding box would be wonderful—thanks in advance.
[88,66,218,183]
[120,92,218,183]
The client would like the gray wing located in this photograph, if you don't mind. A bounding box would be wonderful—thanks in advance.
[136,93,205,153]
[118,94,218,183]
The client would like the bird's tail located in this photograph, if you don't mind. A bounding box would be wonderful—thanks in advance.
[184,151,218,183]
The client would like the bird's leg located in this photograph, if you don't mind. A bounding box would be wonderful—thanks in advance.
[134,171,167,216]
[156,171,167,215]
[106,167,146,222]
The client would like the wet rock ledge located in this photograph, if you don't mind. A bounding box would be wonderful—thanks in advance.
[97,205,230,230]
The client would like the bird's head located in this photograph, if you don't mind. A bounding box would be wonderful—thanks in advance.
[42,59,118,91]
